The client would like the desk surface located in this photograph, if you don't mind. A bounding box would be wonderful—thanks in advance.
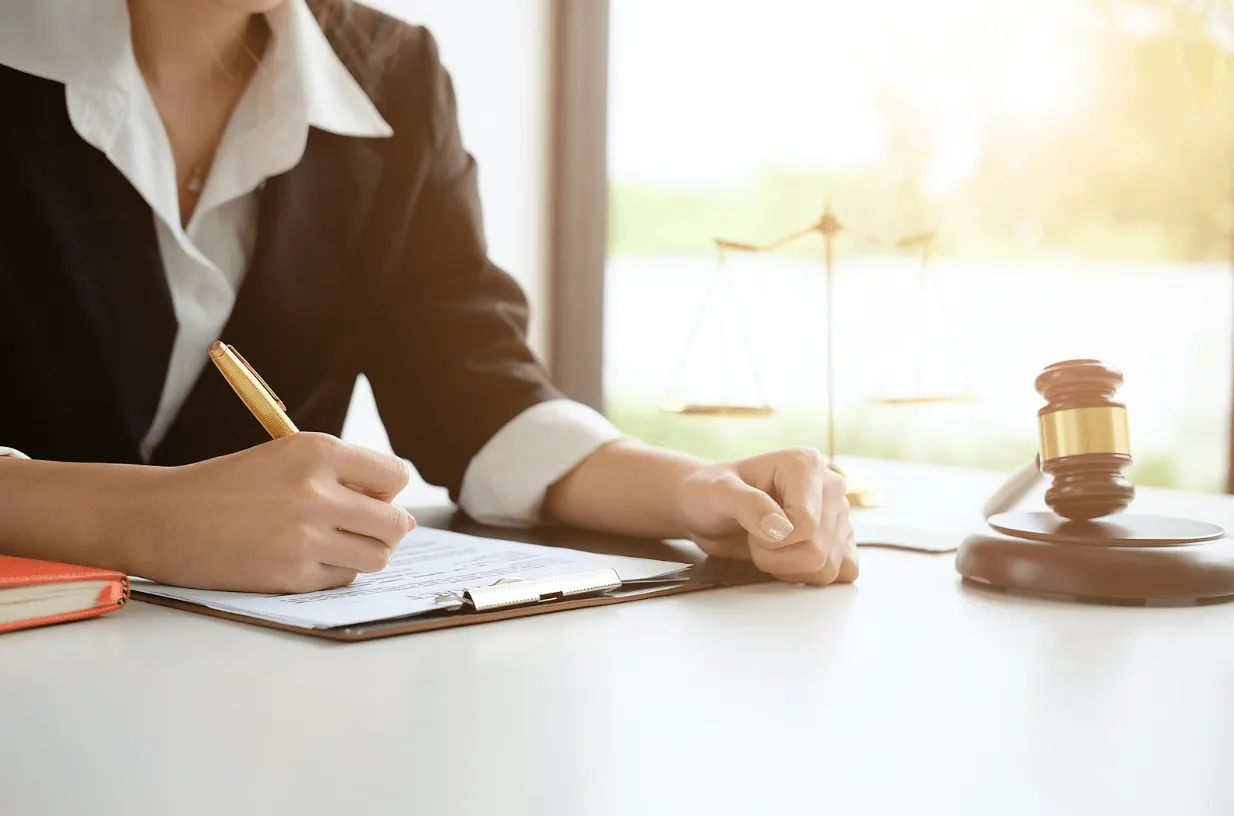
[3,459,1233,816]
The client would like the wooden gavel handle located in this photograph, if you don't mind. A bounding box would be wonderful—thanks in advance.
[982,456,1044,519]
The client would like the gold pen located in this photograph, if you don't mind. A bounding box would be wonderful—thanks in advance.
[208,341,299,439]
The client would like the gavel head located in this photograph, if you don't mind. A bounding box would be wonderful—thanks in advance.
[1035,359,1135,520]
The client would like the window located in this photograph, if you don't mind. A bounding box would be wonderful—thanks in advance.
[603,0,1234,491]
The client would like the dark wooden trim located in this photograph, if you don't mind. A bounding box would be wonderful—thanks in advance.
[546,0,611,411]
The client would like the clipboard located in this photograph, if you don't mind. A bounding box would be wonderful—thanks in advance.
[131,509,774,642]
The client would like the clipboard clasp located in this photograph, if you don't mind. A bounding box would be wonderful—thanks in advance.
[434,568,626,613]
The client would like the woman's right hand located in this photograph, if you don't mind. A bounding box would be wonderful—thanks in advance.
[133,433,415,593]
[0,433,415,594]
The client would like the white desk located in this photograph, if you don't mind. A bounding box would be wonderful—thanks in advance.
[3,459,1233,816]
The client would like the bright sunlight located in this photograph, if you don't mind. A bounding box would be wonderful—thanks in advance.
[605,0,1234,492]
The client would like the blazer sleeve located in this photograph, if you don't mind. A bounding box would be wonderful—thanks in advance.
[363,31,568,503]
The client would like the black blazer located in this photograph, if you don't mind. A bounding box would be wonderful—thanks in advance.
[0,7,563,502]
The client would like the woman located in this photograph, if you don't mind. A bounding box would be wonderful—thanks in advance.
[0,0,855,593]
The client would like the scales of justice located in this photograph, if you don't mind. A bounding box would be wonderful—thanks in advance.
[659,201,976,508]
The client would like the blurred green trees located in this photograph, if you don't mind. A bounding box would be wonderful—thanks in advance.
[610,2,1234,263]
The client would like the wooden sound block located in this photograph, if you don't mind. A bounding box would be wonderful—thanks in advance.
[956,512,1234,603]
[988,511,1225,545]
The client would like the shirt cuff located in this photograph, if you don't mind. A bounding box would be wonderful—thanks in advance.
[0,447,30,459]
[458,399,626,527]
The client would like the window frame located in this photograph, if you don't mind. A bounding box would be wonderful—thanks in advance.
[547,0,611,411]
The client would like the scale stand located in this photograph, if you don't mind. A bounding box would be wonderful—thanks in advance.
[661,200,971,508]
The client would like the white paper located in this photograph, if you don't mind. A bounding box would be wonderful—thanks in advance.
[132,527,691,629]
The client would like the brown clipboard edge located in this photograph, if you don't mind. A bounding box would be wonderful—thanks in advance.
[130,574,762,642]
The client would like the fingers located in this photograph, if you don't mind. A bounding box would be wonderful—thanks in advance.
[335,446,411,501]
[734,447,844,544]
[693,535,751,562]
[762,522,857,586]
[278,563,361,594]
[818,507,855,583]
[315,484,413,576]
[774,448,827,544]
[316,529,396,574]
[717,475,796,547]
[293,433,411,501]
[331,485,415,547]
[747,501,848,582]
[736,447,855,585]
[305,565,361,592]
[836,527,859,583]
[749,538,828,578]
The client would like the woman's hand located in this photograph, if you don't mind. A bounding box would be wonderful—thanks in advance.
[676,447,857,585]
[545,440,858,586]
[131,433,414,593]
[0,433,414,594]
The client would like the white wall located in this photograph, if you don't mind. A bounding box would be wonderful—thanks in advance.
[341,0,555,503]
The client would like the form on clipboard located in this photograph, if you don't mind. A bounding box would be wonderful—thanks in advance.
[130,527,710,641]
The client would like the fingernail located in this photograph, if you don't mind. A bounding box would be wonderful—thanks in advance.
[759,512,794,540]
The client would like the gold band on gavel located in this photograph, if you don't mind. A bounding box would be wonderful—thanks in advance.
[1039,406,1131,462]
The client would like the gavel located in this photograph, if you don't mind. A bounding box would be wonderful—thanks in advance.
[1035,359,1135,520]
[958,358,1234,604]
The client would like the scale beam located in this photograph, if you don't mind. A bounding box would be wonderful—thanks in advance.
[660,199,976,510]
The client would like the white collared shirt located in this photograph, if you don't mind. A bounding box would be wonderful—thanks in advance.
[0,0,622,526]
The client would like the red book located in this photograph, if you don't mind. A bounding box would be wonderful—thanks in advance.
[0,555,130,634]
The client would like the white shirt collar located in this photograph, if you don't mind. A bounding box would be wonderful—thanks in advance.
[0,0,392,249]
[275,0,393,139]
[0,0,392,140]
[280,0,393,138]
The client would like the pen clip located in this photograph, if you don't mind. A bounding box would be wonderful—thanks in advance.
[226,344,287,411]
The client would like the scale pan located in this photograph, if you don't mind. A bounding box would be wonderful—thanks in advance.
[660,403,775,418]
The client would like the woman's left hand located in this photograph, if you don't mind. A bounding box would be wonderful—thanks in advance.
[676,447,857,585]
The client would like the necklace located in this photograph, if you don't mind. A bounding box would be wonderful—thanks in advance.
[178,19,267,201]
[184,155,211,195]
